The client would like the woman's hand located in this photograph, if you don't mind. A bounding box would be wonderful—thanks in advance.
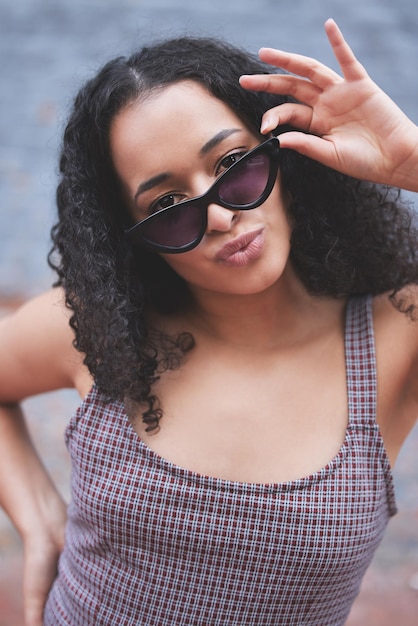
[240,19,418,192]
[22,501,67,626]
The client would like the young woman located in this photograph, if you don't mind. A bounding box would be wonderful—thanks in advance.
[0,19,417,626]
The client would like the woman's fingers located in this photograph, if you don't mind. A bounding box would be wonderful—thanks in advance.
[324,19,369,81]
[240,19,368,99]
[240,73,322,105]
[22,524,65,626]
[259,102,314,134]
[257,48,341,90]
[276,132,338,166]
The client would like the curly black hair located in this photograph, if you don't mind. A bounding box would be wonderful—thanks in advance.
[48,35,418,431]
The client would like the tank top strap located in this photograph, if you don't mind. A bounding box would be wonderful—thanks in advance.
[345,295,377,427]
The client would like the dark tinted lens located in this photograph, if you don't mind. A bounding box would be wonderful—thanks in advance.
[141,202,203,248]
[218,153,270,206]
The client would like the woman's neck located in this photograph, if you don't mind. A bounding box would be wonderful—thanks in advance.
[181,268,337,352]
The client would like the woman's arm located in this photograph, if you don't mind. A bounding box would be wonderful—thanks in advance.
[240,19,418,192]
[0,403,67,626]
[0,289,89,626]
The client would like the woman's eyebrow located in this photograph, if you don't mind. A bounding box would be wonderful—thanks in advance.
[199,128,242,157]
[134,172,170,201]
[134,128,242,201]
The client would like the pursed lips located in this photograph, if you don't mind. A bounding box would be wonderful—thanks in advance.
[214,228,265,264]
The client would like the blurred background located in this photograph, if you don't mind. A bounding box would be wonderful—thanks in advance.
[0,0,417,624]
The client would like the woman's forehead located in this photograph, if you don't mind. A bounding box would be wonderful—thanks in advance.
[110,81,248,156]
[126,81,242,127]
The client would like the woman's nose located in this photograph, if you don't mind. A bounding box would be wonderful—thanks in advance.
[206,202,241,234]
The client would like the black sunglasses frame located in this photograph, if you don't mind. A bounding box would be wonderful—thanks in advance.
[125,136,280,254]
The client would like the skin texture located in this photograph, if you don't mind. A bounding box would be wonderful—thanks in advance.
[1,19,418,625]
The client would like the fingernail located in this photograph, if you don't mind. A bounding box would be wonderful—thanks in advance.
[260,119,269,133]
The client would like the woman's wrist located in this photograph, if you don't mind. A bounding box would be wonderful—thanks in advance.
[391,126,418,192]
[401,148,418,193]
[0,403,67,542]
[19,486,67,546]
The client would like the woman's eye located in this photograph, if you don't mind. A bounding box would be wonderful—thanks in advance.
[151,193,183,214]
[217,151,246,175]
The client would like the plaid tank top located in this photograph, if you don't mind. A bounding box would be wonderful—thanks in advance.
[45,296,397,625]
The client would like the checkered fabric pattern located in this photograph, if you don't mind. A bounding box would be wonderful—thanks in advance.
[44,295,397,625]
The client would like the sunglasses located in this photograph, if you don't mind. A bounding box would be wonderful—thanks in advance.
[125,136,280,254]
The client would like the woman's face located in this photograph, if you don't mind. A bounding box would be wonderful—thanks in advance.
[110,81,293,299]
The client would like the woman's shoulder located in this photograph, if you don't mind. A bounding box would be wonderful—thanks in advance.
[372,288,418,461]
[372,287,418,358]
[0,287,92,402]
[373,286,418,327]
